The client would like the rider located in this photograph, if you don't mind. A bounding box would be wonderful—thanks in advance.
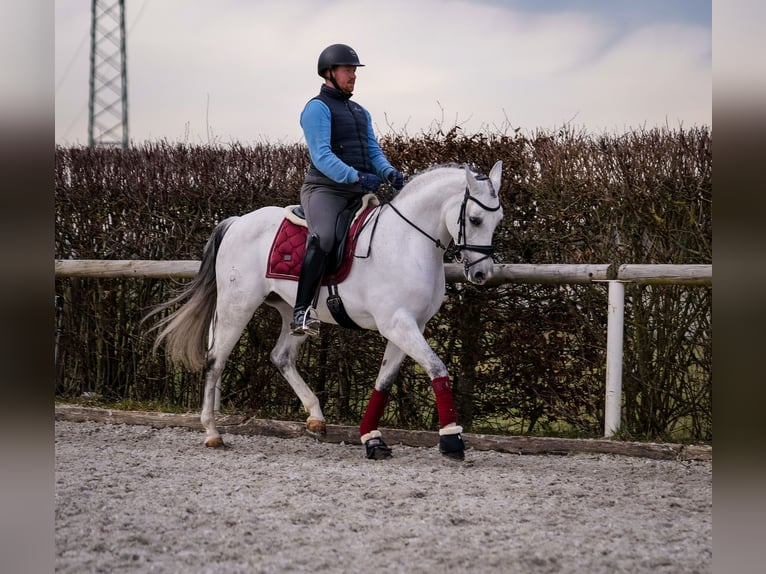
[291,43,404,336]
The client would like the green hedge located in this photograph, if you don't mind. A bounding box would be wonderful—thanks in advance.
[55,126,712,442]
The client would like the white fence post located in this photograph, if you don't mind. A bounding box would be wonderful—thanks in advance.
[604,281,625,437]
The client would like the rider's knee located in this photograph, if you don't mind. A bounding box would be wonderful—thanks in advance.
[308,232,333,254]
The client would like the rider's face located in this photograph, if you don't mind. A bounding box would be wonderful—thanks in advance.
[329,65,356,94]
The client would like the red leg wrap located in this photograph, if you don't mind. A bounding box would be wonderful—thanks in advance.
[359,389,390,436]
[431,376,457,427]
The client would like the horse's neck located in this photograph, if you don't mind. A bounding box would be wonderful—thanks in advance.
[394,173,461,244]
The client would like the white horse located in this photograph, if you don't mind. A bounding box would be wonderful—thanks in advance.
[148,161,504,460]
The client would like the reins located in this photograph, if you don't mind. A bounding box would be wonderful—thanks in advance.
[358,175,501,274]
[384,201,452,252]
[353,192,450,259]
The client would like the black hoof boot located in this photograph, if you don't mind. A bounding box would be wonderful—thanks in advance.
[439,432,465,461]
[365,436,393,460]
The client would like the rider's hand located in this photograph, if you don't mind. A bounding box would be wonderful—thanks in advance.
[358,173,381,192]
[387,169,404,191]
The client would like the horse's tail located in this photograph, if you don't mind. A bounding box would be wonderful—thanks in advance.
[144,217,238,372]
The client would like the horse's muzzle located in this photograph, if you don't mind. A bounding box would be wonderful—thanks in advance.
[463,261,493,285]
[469,269,492,285]
[459,249,494,285]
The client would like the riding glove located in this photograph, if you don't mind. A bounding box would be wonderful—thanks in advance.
[387,169,404,191]
[358,173,381,192]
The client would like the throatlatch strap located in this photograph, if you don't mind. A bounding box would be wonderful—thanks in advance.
[431,376,457,427]
[359,389,390,437]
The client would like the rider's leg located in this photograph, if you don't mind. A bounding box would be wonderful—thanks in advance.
[292,185,350,336]
[291,233,328,336]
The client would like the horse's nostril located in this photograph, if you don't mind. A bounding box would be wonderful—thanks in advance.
[474,272,485,283]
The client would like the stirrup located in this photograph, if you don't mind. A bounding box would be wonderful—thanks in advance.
[290,309,320,337]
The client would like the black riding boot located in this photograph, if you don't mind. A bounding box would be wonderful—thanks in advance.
[291,234,328,336]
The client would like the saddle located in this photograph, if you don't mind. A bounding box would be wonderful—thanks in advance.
[266,194,379,331]
[266,193,379,283]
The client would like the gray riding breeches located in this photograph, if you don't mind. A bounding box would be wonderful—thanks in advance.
[299,181,365,253]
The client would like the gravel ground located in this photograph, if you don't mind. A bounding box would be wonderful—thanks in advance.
[55,420,712,573]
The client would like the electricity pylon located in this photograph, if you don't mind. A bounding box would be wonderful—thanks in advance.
[88,0,128,148]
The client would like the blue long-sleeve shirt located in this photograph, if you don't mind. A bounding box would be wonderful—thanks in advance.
[300,97,394,184]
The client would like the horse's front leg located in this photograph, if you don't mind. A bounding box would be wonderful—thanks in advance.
[378,313,465,460]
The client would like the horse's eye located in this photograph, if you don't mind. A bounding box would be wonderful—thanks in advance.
[469,216,482,226]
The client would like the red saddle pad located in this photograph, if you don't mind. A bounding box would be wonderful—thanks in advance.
[265,205,376,284]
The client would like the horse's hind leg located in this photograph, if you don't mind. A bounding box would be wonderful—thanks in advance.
[200,294,264,447]
[201,364,226,447]
[267,298,326,434]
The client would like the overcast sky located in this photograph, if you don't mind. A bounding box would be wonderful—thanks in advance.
[54,0,711,146]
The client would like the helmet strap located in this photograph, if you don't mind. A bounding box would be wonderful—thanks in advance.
[328,68,342,92]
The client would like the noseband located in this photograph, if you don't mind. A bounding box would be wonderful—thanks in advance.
[384,174,501,274]
[453,181,502,272]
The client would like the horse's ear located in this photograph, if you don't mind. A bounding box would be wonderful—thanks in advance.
[464,165,479,193]
[489,160,502,196]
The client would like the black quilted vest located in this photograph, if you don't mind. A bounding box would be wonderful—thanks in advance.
[309,85,372,176]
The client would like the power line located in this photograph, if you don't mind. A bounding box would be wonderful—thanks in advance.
[128,0,152,34]
[61,104,89,142]
[55,30,90,94]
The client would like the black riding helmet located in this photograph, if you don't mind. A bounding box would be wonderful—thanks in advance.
[317,44,365,77]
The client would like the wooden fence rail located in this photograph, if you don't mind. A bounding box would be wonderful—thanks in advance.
[54,260,712,286]
[54,260,712,437]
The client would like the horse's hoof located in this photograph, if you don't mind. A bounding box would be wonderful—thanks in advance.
[441,449,465,461]
[365,437,393,460]
[438,432,465,460]
[204,436,225,448]
[306,419,326,436]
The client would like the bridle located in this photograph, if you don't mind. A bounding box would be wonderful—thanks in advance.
[383,174,501,274]
[454,178,502,270]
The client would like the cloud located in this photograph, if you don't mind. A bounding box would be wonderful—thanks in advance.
[570,23,711,130]
[55,0,711,145]
[514,22,712,132]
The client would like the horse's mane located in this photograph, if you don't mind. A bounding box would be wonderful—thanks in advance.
[390,163,483,200]
[414,162,480,177]
[399,163,481,191]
